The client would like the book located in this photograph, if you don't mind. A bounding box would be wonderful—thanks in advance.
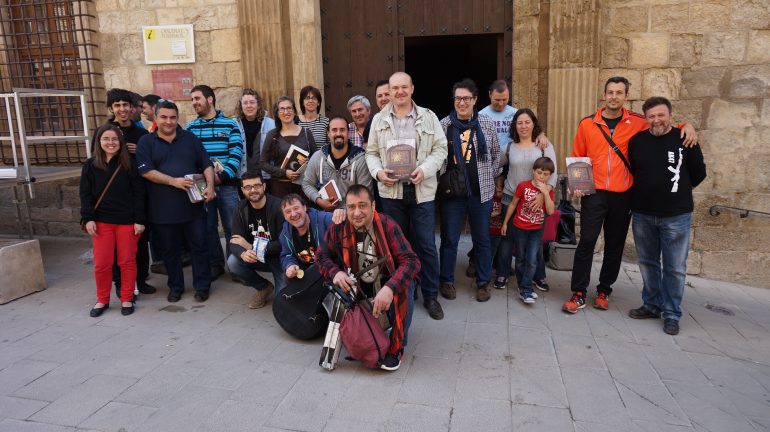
[184,174,207,203]
[566,157,596,195]
[281,144,310,171]
[385,138,416,180]
[318,179,342,205]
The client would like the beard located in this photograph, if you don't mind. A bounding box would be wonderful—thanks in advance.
[332,137,346,150]
[649,123,671,136]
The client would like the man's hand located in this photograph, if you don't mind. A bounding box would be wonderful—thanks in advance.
[240,249,258,264]
[332,270,355,293]
[331,208,346,224]
[410,167,425,185]
[535,133,551,150]
[126,143,137,154]
[213,172,222,186]
[680,123,698,147]
[570,188,585,199]
[316,197,337,212]
[285,264,300,279]
[372,286,394,318]
[170,177,193,191]
[203,185,216,203]
[230,234,251,250]
[134,223,145,236]
[377,169,397,187]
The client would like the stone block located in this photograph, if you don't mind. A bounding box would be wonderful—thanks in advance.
[97,33,120,67]
[673,99,704,129]
[670,33,702,68]
[693,226,770,252]
[0,239,46,304]
[47,221,86,237]
[641,68,680,99]
[193,62,227,88]
[730,0,770,29]
[129,65,155,93]
[701,32,748,67]
[602,36,628,68]
[184,7,219,31]
[707,99,759,129]
[226,62,244,86]
[192,30,211,63]
[603,6,648,35]
[97,11,127,34]
[215,86,241,117]
[598,69,642,100]
[218,4,239,29]
[515,0,541,17]
[747,31,770,63]
[139,0,166,8]
[701,251,751,279]
[687,250,702,274]
[651,4,689,32]
[688,1,731,32]
[629,34,670,68]
[30,207,77,223]
[760,100,770,126]
[513,17,540,70]
[119,33,145,65]
[728,64,770,98]
[156,7,184,25]
[59,182,82,208]
[681,67,725,98]
[104,67,131,92]
[210,28,241,62]
[95,0,120,12]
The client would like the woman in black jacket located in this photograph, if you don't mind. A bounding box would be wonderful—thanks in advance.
[80,124,145,317]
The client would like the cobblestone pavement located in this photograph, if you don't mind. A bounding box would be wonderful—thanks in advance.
[1,236,769,432]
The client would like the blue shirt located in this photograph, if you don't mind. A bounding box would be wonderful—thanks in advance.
[136,127,213,224]
[479,104,517,155]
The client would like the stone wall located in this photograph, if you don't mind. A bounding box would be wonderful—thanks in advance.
[518,0,770,287]
[0,178,84,238]
[93,0,245,124]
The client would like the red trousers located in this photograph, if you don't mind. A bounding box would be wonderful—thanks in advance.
[92,222,139,303]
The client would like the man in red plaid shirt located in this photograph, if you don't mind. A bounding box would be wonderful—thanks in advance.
[316,184,419,371]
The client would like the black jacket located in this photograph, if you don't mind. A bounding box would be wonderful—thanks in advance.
[79,157,146,225]
[230,194,285,260]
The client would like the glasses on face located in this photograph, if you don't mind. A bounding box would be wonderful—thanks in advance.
[304,96,318,101]
[454,96,474,104]
[241,183,265,191]
[278,107,294,113]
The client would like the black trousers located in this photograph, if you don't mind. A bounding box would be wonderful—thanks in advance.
[570,190,631,295]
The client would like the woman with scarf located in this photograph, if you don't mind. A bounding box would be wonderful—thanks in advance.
[80,124,145,317]
[437,79,501,303]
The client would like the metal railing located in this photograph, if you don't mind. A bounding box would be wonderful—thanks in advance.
[709,205,770,219]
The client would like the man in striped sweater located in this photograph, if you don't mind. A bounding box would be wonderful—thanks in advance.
[187,84,244,280]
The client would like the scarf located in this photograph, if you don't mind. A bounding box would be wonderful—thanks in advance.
[448,109,488,164]
[341,211,396,282]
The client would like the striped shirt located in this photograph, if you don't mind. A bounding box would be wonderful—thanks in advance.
[186,109,243,185]
[298,115,329,151]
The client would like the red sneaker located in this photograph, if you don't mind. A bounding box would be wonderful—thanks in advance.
[593,293,610,310]
[562,293,586,314]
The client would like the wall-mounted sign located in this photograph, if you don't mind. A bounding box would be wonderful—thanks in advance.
[151,69,194,100]
[142,24,195,64]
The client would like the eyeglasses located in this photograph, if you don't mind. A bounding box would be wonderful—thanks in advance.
[304,96,318,101]
[278,107,294,113]
[241,183,265,191]
[454,96,474,104]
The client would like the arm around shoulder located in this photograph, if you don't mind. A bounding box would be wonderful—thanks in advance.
[687,144,707,188]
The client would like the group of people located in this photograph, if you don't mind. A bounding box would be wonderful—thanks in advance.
[79,71,705,370]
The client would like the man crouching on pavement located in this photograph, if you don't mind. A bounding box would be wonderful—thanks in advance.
[316,184,419,371]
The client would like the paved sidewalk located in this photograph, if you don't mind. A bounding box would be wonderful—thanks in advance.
[1,236,769,432]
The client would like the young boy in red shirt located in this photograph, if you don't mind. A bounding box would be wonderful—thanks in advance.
[501,157,555,303]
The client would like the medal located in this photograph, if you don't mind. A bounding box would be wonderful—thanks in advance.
[297,269,305,279]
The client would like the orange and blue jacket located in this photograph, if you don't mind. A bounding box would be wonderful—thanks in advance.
[571,107,647,193]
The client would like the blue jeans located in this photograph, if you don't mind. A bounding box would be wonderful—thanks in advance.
[388,282,416,349]
[227,255,286,294]
[205,184,239,267]
[439,195,492,286]
[632,212,692,321]
[154,217,211,295]
[380,187,439,300]
[513,226,544,296]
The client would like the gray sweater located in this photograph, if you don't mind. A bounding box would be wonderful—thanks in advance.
[301,144,372,206]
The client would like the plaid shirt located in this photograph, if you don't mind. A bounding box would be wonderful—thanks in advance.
[316,212,420,295]
[439,113,501,203]
[348,122,365,148]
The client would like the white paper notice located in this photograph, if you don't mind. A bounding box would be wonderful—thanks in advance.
[171,40,187,56]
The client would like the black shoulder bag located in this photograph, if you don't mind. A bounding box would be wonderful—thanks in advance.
[437,132,471,200]
[595,123,631,171]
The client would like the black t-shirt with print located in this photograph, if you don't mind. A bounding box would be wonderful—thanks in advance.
[291,226,316,269]
[602,115,621,136]
[452,128,481,196]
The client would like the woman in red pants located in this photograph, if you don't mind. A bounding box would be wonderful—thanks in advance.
[80,124,145,317]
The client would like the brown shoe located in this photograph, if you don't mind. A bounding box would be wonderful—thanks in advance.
[476,283,491,302]
[440,282,456,300]
[248,282,274,309]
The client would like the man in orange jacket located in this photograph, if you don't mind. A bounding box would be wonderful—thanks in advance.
[562,76,697,314]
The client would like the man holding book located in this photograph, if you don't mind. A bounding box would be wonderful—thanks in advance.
[302,117,373,211]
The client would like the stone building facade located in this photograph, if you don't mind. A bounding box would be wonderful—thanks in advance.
[0,0,767,287]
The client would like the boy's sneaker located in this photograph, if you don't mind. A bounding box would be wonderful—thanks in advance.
[493,276,507,290]
[520,292,536,304]
[562,293,586,314]
[518,286,537,299]
[380,353,401,371]
[533,279,550,292]
[593,293,610,310]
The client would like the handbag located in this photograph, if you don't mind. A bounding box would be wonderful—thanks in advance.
[272,264,329,340]
[339,300,391,369]
[438,138,471,199]
[81,164,122,233]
